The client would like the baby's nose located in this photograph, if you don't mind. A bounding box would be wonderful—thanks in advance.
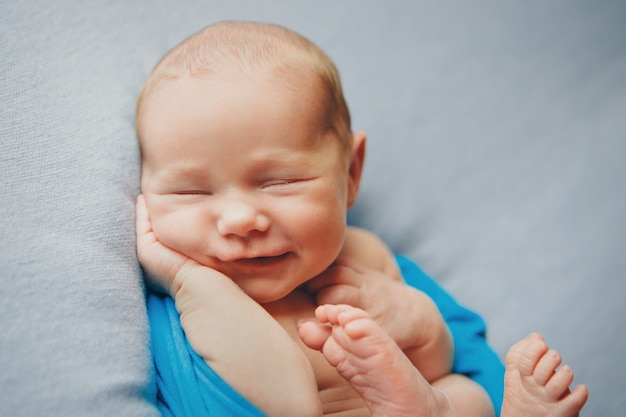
[216,200,270,237]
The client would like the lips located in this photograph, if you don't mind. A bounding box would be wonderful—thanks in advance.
[231,252,292,270]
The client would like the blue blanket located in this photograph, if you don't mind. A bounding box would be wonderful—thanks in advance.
[148,255,505,416]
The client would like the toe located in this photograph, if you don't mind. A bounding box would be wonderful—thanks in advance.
[546,364,575,399]
[337,306,369,327]
[298,319,332,350]
[315,304,341,324]
[562,384,589,412]
[343,316,381,340]
[316,304,361,325]
[505,337,527,369]
[533,349,562,385]
[517,333,549,377]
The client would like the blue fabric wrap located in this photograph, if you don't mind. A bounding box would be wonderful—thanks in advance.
[148,293,266,417]
[148,254,504,416]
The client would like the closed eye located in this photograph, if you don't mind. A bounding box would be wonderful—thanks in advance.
[261,179,298,188]
[260,177,318,192]
[173,190,212,196]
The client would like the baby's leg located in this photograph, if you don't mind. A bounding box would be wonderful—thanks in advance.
[298,304,453,417]
[501,333,588,417]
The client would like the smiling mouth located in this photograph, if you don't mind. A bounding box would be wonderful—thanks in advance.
[232,253,292,269]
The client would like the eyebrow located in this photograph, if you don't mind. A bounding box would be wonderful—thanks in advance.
[150,150,316,182]
[147,163,208,185]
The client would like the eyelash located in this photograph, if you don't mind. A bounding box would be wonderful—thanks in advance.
[261,179,298,188]
[172,178,307,196]
[175,190,212,196]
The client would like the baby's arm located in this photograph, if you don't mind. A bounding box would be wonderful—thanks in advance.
[136,196,321,417]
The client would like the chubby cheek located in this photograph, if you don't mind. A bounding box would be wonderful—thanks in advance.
[149,203,208,260]
[292,196,347,271]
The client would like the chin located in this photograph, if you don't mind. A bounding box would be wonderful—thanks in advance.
[244,284,294,305]
[250,291,288,305]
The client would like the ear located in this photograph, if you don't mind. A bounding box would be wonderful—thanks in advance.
[346,131,366,208]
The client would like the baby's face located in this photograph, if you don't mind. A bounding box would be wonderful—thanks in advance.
[139,72,354,303]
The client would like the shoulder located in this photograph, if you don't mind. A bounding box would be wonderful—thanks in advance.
[340,226,402,281]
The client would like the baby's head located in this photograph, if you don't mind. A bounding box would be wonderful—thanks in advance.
[136,21,353,162]
[136,21,366,303]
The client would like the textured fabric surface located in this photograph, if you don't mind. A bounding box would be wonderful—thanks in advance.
[0,1,158,416]
[2,1,624,416]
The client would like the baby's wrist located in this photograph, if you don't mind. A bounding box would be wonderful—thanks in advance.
[172,263,238,299]
[171,262,201,296]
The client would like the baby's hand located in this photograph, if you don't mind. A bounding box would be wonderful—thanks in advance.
[308,258,412,346]
[307,257,453,377]
[135,194,199,295]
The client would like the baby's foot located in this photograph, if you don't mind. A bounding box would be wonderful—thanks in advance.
[501,333,588,417]
[298,304,451,417]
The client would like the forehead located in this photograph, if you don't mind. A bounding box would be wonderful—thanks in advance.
[137,72,339,166]
[141,70,329,130]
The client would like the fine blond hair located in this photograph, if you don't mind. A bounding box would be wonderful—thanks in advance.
[136,21,352,156]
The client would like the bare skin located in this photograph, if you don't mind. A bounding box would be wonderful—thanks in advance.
[299,304,454,417]
[301,307,588,417]
[501,333,589,417]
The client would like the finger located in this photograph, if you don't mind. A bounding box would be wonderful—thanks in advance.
[136,195,164,263]
[135,195,190,294]
[135,194,151,238]
[135,195,154,260]
[136,195,166,291]
[136,194,160,249]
